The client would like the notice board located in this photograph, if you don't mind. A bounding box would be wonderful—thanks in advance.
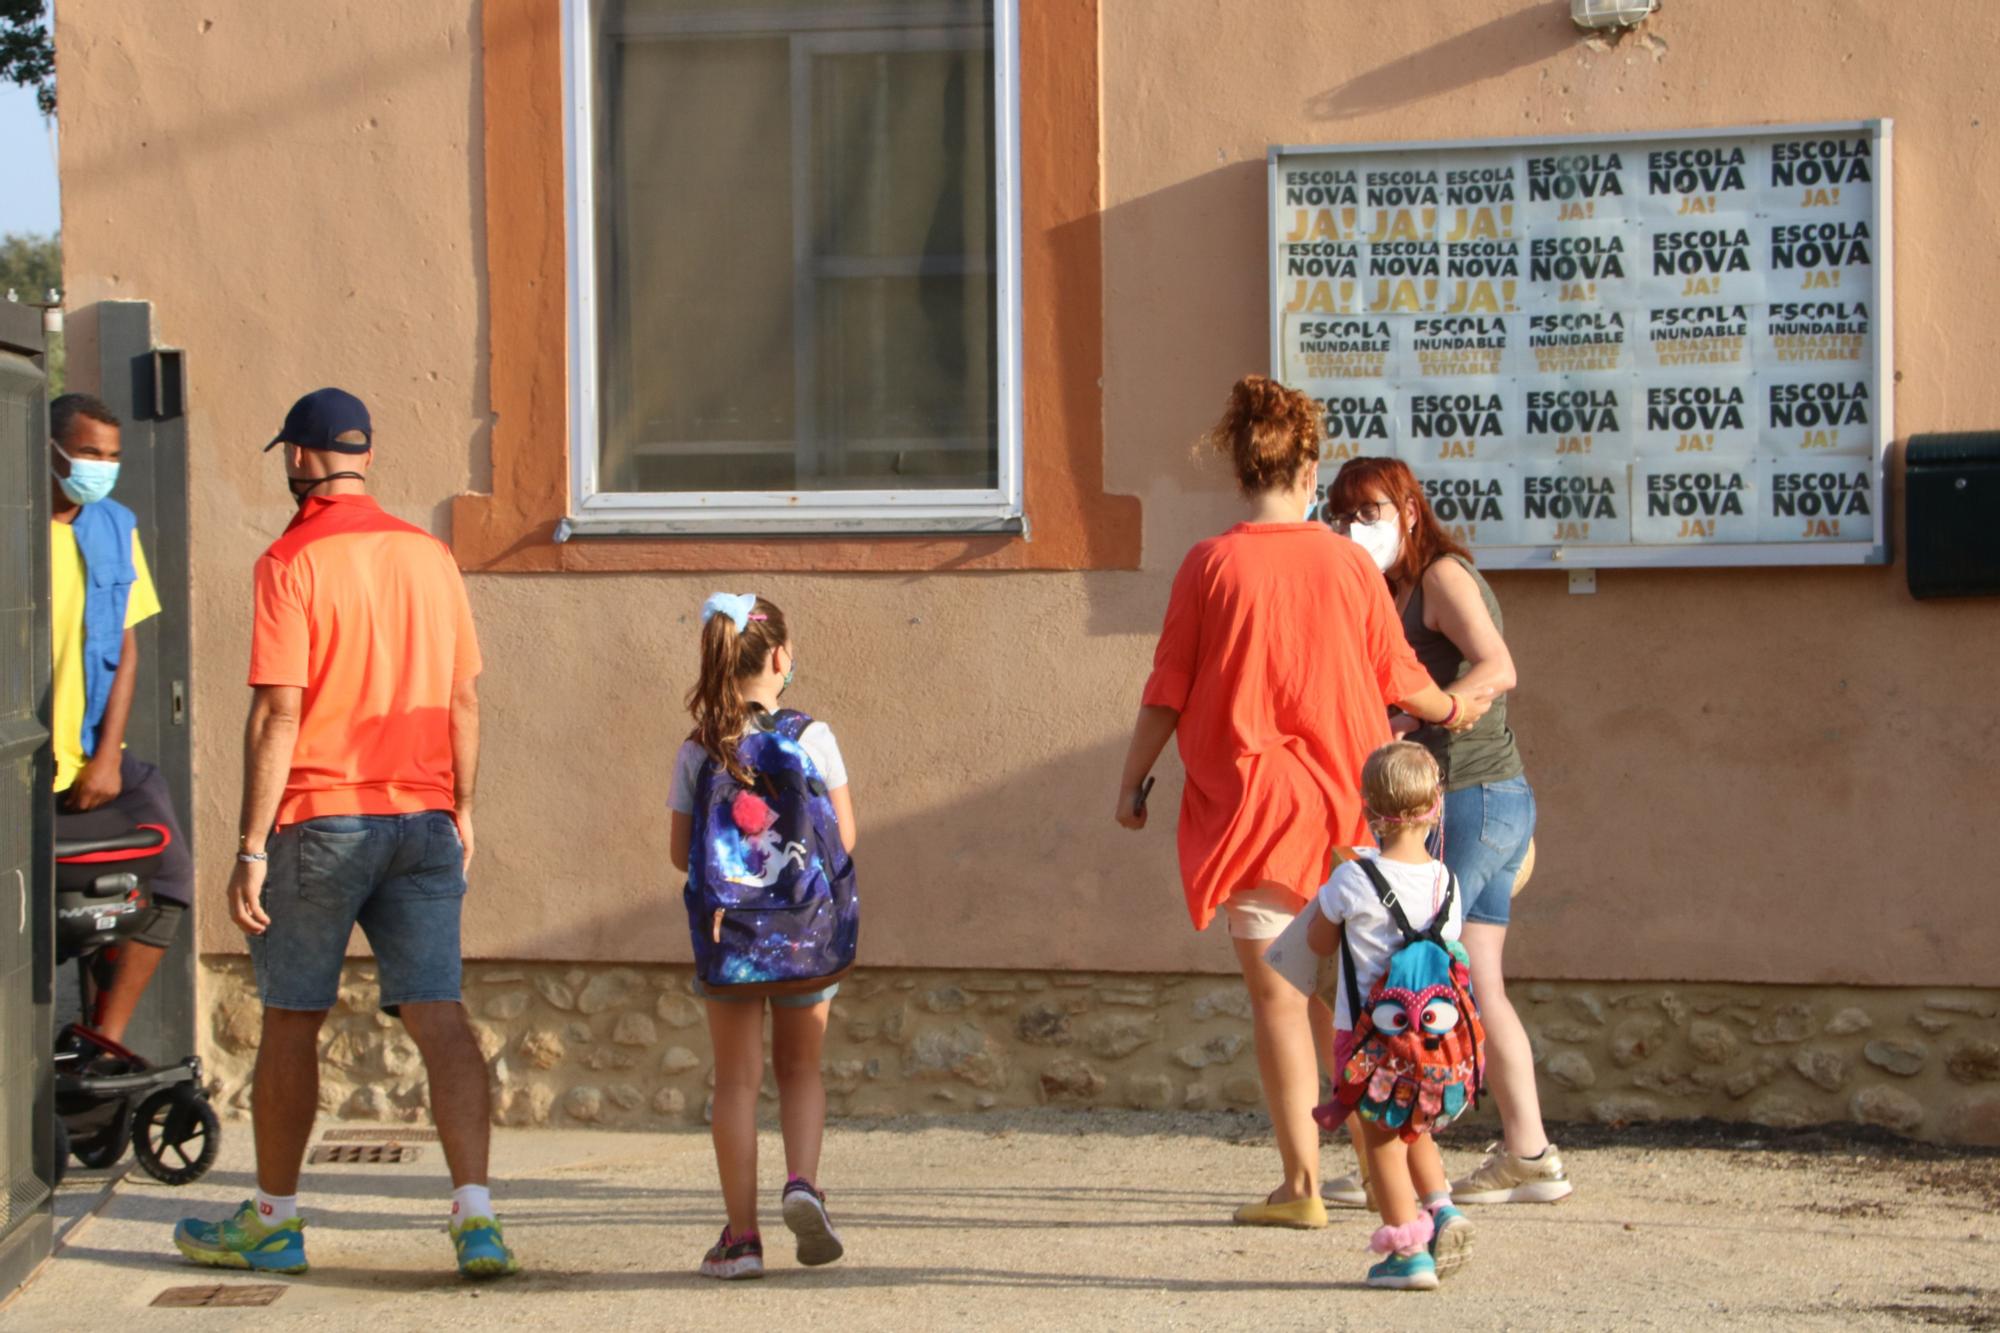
[1269,121,1892,568]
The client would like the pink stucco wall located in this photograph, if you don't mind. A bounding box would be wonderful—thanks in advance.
[54,0,2000,985]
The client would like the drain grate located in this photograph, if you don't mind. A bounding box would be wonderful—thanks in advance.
[322,1127,441,1142]
[307,1143,423,1165]
[152,1284,287,1308]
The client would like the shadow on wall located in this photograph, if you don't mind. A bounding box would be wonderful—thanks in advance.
[1088,159,1271,640]
[459,705,1215,977]
[1306,6,1579,122]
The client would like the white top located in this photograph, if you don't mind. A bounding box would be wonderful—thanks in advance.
[665,721,849,814]
[1316,848,1463,1029]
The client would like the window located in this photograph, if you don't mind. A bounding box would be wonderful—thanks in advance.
[565,0,1021,535]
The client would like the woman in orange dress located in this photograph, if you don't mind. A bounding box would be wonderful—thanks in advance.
[1116,376,1490,1227]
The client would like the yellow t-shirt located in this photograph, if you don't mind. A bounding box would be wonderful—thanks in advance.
[51,521,162,792]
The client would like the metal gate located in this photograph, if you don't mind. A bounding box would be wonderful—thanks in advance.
[0,302,56,1295]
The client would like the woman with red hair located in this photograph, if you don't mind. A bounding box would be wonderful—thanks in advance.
[1323,456,1571,1207]
[1116,381,1492,1229]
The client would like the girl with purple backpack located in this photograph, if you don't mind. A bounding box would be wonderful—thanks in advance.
[668,593,858,1280]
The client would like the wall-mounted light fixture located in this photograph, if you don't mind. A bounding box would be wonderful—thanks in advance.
[1571,0,1659,30]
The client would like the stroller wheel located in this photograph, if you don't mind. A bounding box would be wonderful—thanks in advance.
[132,1088,221,1186]
[72,1102,133,1170]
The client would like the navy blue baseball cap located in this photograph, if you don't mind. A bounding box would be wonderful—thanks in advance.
[264,387,373,453]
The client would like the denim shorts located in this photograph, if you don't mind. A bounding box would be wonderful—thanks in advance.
[1440,776,1536,927]
[691,978,840,1010]
[248,811,467,1014]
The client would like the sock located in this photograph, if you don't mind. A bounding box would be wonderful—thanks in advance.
[254,1191,297,1225]
[1422,1189,1452,1215]
[1521,1145,1550,1161]
[451,1184,494,1224]
[1369,1213,1434,1257]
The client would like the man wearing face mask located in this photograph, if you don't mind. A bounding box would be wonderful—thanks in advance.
[48,393,196,1044]
[173,388,517,1279]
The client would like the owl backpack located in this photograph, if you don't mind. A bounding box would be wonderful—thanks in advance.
[1324,859,1485,1142]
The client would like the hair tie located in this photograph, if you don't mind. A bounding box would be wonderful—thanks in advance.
[700,591,760,632]
[1368,796,1443,827]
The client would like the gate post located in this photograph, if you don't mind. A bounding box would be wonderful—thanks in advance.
[87,302,196,1064]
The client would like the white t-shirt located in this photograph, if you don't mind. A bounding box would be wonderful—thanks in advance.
[665,721,849,815]
[1316,848,1463,1030]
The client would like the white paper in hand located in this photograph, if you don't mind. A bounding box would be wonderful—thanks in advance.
[1261,899,1328,1000]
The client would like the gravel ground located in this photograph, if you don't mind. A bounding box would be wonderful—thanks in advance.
[6,1110,1997,1330]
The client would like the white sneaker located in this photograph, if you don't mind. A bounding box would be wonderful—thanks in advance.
[1450,1143,1574,1204]
[1321,1171,1371,1208]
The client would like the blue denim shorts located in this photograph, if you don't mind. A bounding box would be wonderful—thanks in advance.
[1440,776,1537,927]
[691,979,839,1010]
[249,811,467,1014]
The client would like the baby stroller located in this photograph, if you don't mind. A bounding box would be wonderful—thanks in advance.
[53,804,220,1187]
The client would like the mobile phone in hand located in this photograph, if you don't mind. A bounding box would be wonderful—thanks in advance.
[1134,776,1156,817]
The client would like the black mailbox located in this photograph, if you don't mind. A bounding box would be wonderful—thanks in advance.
[1906,432,2000,599]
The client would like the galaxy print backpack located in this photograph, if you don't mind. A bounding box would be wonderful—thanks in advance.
[1327,859,1485,1142]
[686,708,858,998]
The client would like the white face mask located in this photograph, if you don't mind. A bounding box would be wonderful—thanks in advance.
[1347,516,1402,571]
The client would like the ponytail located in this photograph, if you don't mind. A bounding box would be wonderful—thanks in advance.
[686,595,789,789]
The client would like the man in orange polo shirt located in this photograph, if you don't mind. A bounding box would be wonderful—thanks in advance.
[172,389,518,1280]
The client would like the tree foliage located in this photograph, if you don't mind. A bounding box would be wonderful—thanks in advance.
[1,0,54,115]
[0,231,59,301]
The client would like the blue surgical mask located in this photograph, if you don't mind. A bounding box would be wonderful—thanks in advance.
[781,651,796,694]
[53,443,119,506]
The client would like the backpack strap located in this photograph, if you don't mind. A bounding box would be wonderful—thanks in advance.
[1337,922,1365,1029]
[750,706,813,741]
[1355,857,1458,946]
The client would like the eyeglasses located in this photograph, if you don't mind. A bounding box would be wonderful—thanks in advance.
[1327,500,1392,529]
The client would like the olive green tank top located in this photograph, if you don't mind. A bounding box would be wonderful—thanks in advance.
[1401,555,1523,792]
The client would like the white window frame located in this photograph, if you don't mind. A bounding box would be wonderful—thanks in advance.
[559,0,1024,538]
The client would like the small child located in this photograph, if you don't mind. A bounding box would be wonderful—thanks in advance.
[668,593,857,1280]
[1308,741,1475,1291]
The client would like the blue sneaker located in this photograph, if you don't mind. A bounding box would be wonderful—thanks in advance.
[1430,1204,1474,1279]
[1366,1249,1439,1291]
[451,1216,521,1279]
[173,1200,308,1274]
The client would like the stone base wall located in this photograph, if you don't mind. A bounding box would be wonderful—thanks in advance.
[198,958,2000,1145]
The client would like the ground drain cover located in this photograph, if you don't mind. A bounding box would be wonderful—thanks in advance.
[152,1284,286,1308]
[307,1143,423,1165]
[322,1127,441,1142]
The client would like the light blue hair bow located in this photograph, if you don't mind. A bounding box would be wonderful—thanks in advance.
[701,591,761,632]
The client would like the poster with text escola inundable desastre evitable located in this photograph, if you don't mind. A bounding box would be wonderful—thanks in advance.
[1270,121,1891,569]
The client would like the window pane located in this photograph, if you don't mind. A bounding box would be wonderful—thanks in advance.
[593,0,997,497]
